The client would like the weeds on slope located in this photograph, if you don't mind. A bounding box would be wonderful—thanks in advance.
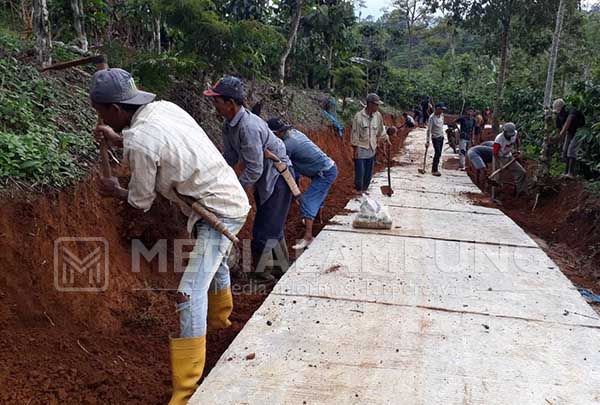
[0,29,96,189]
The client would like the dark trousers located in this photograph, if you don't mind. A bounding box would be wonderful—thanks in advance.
[354,156,375,191]
[252,174,292,256]
[432,137,444,172]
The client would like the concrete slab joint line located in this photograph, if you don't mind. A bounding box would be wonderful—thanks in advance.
[193,126,600,404]
[270,291,600,330]
[324,227,541,250]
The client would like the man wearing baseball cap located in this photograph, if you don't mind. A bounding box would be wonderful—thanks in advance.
[492,122,527,202]
[351,93,391,192]
[426,103,447,176]
[204,76,293,284]
[90,68,250,404]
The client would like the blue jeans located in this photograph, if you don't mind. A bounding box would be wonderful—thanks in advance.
[176,216,246,338]
[300,164,338,220]
[354,156,375,191]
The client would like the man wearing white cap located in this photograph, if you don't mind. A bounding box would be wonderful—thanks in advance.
[492,122,527,201]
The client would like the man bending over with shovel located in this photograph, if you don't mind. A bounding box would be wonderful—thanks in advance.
[267,117,338,251]
[491,122,527,203]
[89,68,250,404]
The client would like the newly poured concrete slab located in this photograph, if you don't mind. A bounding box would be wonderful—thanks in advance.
[273,230,600,325]
[197,296,600,404]
[193,127,600,404]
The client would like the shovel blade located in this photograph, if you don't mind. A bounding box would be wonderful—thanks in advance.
[380,185,394,197]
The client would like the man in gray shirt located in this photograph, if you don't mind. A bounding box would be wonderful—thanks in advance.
[204,76,292,283]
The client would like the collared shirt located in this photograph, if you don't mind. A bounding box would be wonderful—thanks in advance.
[427,113,445,140]
[351,109,388,156]
[282,128,334,178]
[122,101,250,234]
[222,107,291,205]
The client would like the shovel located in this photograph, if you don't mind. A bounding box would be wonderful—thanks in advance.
[381,142,394,197]
[418,143,429,174]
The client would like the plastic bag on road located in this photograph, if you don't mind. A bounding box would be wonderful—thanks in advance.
[352,196,393,230]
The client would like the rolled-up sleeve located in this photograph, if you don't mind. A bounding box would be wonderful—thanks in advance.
[126,149,158,211]
[238,126,264,189]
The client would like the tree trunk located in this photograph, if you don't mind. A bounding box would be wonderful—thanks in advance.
[537,0,567,181]
[326,45,334,89]
[407,25,413,72]
[493,18,510,132]
[33,0,52,68]
[153,14,162,53]
[70,0,88,52]
[278,0,303,87]
[448,20,456,59]
[543,0,566,108]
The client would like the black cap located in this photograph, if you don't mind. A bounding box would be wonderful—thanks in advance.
[203,75,244,99]
[435,103,447,110]
[267,117,292,132]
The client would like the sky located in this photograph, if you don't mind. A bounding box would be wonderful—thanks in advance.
[358,0,599,20]
[359,0,392,19]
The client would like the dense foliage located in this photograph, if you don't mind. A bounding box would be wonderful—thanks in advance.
[0,0,599,187]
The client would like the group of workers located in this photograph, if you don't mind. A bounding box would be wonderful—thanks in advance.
[86,64,586,403]
[88,67,399,404]
[89,69,346,404]
[419,96,585,203]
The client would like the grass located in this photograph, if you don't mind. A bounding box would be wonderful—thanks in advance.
[585,180,600,198]
[0,28,97,189]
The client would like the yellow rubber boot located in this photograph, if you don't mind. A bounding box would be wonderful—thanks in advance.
[207,288,233,332]
[169,335,206,405]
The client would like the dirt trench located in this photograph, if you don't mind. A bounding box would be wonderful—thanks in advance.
[442,126,600,299]
[0,118,407,404]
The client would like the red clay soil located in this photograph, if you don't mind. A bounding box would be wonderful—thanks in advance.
[0,117,407,404]
[461,155,600,295]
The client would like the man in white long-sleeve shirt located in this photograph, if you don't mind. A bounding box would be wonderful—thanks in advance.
[89,68,250,404]
[426,103,447,176]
